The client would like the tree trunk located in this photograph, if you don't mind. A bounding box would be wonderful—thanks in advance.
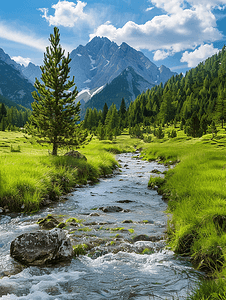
[52,138,58,155]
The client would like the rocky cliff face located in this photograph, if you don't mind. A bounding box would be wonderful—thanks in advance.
[0,58,35,108]
[0,37,176,110]
[82,66,155,113]
[20,62,41,84]
[69,37,176,91]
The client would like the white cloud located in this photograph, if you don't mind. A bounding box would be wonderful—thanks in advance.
[40,0,93,27]
[12,56,31,67]
[146,7,154,12]
[90,0,225,60]
[0,22,47,52]
[153,49,170,60]
[181,44,220,67]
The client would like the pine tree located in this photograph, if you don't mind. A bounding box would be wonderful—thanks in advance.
[102,103,108,124]
[27,27,86,155]
[215,86,226,128]
[0,103,7,123]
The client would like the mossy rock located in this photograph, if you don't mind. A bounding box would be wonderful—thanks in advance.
[37,215,59,229]
[64,150,87,161]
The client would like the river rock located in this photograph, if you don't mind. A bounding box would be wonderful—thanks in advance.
[10,228,73,266]
[117,200,134,204]
[132,235,162,243]
[122,220,133,223]
[99,206,124,213]
[89,212,100,217]
[37,215,59,229]
[64,150,87,161]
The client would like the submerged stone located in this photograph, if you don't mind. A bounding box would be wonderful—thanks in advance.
[99,206,124,213]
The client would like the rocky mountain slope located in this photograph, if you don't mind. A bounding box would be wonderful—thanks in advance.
[0,59,35,108]
[82,66,155,114]
[69,37,176,92]
[0,37,176,110]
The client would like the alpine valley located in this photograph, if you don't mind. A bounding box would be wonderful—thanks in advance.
[0,37,176,111]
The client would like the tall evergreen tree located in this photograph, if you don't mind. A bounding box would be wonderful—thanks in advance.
[0,103,7,122]
[216,86,226,128]
[27,27,86,155]
[102,103,108,124]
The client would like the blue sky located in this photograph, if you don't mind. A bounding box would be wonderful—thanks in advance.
[1,0,226,75]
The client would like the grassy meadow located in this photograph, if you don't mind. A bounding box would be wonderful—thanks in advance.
[1,126,226,298]
[141,125,226,299]
[0,131,141,212]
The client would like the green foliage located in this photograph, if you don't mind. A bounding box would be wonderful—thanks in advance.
[0,131,120,212]
[142,248,154,255]
[142,129,226,297]
[168,129,177,138]
[207,120,218,139]
[26,27,88,155]
[143,134,152,143]
[117,45,226,138]
[0,102,31,131]
[129,124,144,139]
[10,145,21,152]
[73,244,88,257]
[148,176,165,189]
[154,126,165,139]
[188,278,226,300]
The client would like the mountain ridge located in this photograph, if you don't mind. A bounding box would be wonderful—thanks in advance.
[0,37,176,110]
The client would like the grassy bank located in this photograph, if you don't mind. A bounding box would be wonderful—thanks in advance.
[2,128,225,297]
[142,126,226,298]
[0,131,142,212]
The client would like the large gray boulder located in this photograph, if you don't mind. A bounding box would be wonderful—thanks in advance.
[10,228,73,266]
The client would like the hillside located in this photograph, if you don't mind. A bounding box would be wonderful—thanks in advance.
[0,59,35,108]
[82,66,155,116]
[126,45,226,133]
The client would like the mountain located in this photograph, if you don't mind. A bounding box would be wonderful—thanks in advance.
[3,37,176,110]
[0,93,28,110]
[82,66,155,114]
[69,37,176,91]
[0,58,35,108]
[20,36,176,93]
[20,62,41,84]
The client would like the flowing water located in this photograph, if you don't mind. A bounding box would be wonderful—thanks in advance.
[0,152,202,299]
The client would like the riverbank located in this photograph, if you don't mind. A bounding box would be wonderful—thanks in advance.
[142,127,226,298]
[0,131,142,213]
[0,151,199,299]
[1,128,225,297]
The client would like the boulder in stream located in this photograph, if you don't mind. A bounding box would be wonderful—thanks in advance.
[10,228,73,266]
[99,206,124,213]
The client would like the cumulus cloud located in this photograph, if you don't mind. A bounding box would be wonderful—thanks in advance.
[181,44,220,67]
[153,49,170,60]
[0,22,47,51]
[90,0,225,60]
[12,56,32,67]
[39,0,93,27]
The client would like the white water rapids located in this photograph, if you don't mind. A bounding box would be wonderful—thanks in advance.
[0,153,202,299]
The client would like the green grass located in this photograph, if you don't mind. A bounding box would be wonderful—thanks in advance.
[0,132,142,212]
[141,125,226,298]
[3,127,226,297]
[73,244,88,257]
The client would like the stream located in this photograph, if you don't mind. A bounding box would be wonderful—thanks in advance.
[0,152,202,299]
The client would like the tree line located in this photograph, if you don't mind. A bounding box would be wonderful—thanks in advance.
[83,45,226,139]
[0,102,31,131]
